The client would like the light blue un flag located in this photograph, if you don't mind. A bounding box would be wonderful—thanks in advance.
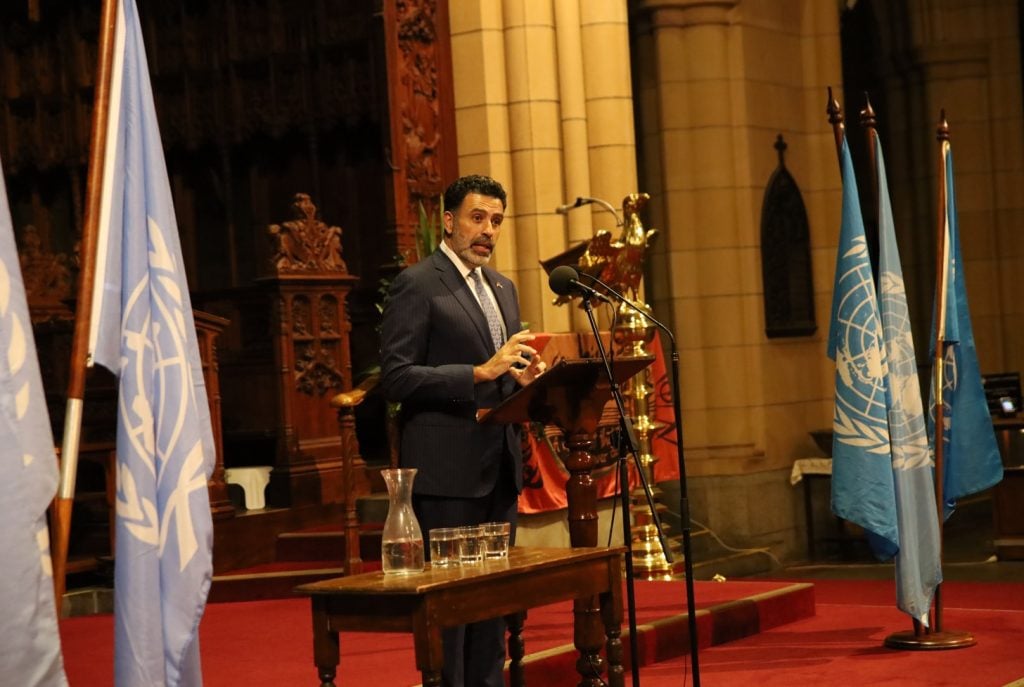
[929,142,1002,517]
[828,138,897,558]
[0,158,68,685]
[87,1,215,685]
[874,137,941,625]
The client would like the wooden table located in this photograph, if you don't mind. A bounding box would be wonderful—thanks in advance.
[295,546,625,687]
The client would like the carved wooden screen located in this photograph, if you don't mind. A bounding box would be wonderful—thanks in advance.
[381,0,459,264]
[760,135,816,338]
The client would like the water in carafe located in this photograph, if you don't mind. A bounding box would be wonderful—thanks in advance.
[380,468,424,574]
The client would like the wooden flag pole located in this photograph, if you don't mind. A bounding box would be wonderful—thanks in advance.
[858,94,931,641]
[932,113,951,634]
[856,100,911,637]
[52,0,118,608]
[826,86,845,159]
[884,111,975,650]
[859,94,881,261]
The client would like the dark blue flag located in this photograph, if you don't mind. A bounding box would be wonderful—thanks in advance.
[929,142,1003,517]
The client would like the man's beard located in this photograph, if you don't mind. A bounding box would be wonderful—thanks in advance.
[458,241,493,266]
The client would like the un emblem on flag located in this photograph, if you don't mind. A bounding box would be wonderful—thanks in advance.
[878,271,931,470]
[115,218,209,569]
[832,250,890,454]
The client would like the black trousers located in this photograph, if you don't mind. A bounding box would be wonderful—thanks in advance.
[413,463,519,687]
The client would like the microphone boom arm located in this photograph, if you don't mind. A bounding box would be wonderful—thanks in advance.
[555,196,624,227]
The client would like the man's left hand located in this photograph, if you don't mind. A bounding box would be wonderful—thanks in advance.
[510,354,547,386]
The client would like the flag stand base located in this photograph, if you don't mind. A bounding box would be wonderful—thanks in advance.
[884,629,975,650]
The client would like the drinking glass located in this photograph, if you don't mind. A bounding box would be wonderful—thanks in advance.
[457,525,484,564]
[481,521,511,559]
[428,527,460,567]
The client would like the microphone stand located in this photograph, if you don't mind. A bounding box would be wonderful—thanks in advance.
[583,275,702,687]
[580,295,673,687]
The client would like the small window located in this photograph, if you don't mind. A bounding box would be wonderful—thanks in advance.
[760,134,816,338]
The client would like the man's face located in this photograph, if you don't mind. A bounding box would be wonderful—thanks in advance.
[443,192,505,268]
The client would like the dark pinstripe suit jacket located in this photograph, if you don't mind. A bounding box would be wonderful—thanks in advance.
[379,249,523,498]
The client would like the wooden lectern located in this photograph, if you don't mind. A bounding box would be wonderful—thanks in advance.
[481,356,653,686]
[482,357,652,547]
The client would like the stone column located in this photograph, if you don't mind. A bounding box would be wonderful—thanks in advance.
[630,1,847,555]
[447,1,638,335]
[579,2,640,230]
[500,2,565,326]
[634,0,762,463]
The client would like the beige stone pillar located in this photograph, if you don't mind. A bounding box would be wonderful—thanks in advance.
[447,1,517,259]
[554,1,595,246]
[447,0,639,335]
[627,0,847,556]
[634,0,758,465]
[499,1,565,329]
[579,2,640,230]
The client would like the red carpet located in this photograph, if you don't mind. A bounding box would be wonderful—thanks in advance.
[60,579,806,686]
[642,579,1024,687]
[61,578,1021,686]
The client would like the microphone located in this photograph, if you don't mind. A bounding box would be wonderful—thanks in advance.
[554,196,623,226]
[554,197,592,215]
[548,265,612,304]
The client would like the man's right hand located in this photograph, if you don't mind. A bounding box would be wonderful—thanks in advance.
[473,330,538,383]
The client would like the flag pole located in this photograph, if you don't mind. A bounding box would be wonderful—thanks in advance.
[931,112,952,634]
[52,0,119,607]
[857,100,924,640]
[859,93,881,255]
[886,111,976,650]
[861,96,940,645]
[826,86,844,158]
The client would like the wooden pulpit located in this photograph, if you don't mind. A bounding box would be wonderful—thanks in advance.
[481,357,652,547]
[197,194,358,511]
[481,356,652,684]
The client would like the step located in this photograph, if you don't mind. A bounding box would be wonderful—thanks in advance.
[275,528,383,563]
[208,562,356,603]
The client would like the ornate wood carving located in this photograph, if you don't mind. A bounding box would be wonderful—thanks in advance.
[269,193,348,275]
[295,343,345,397]
[250,193,359,506]
[265,194,351,400]
[383,0,458,262]
[0,1,377,172]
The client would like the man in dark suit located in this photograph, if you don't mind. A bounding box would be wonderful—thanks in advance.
[380,174,545,686]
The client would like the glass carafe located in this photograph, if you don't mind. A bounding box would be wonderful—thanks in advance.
[380,468,425,574]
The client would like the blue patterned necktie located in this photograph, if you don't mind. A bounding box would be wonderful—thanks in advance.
[470,269,504,352]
